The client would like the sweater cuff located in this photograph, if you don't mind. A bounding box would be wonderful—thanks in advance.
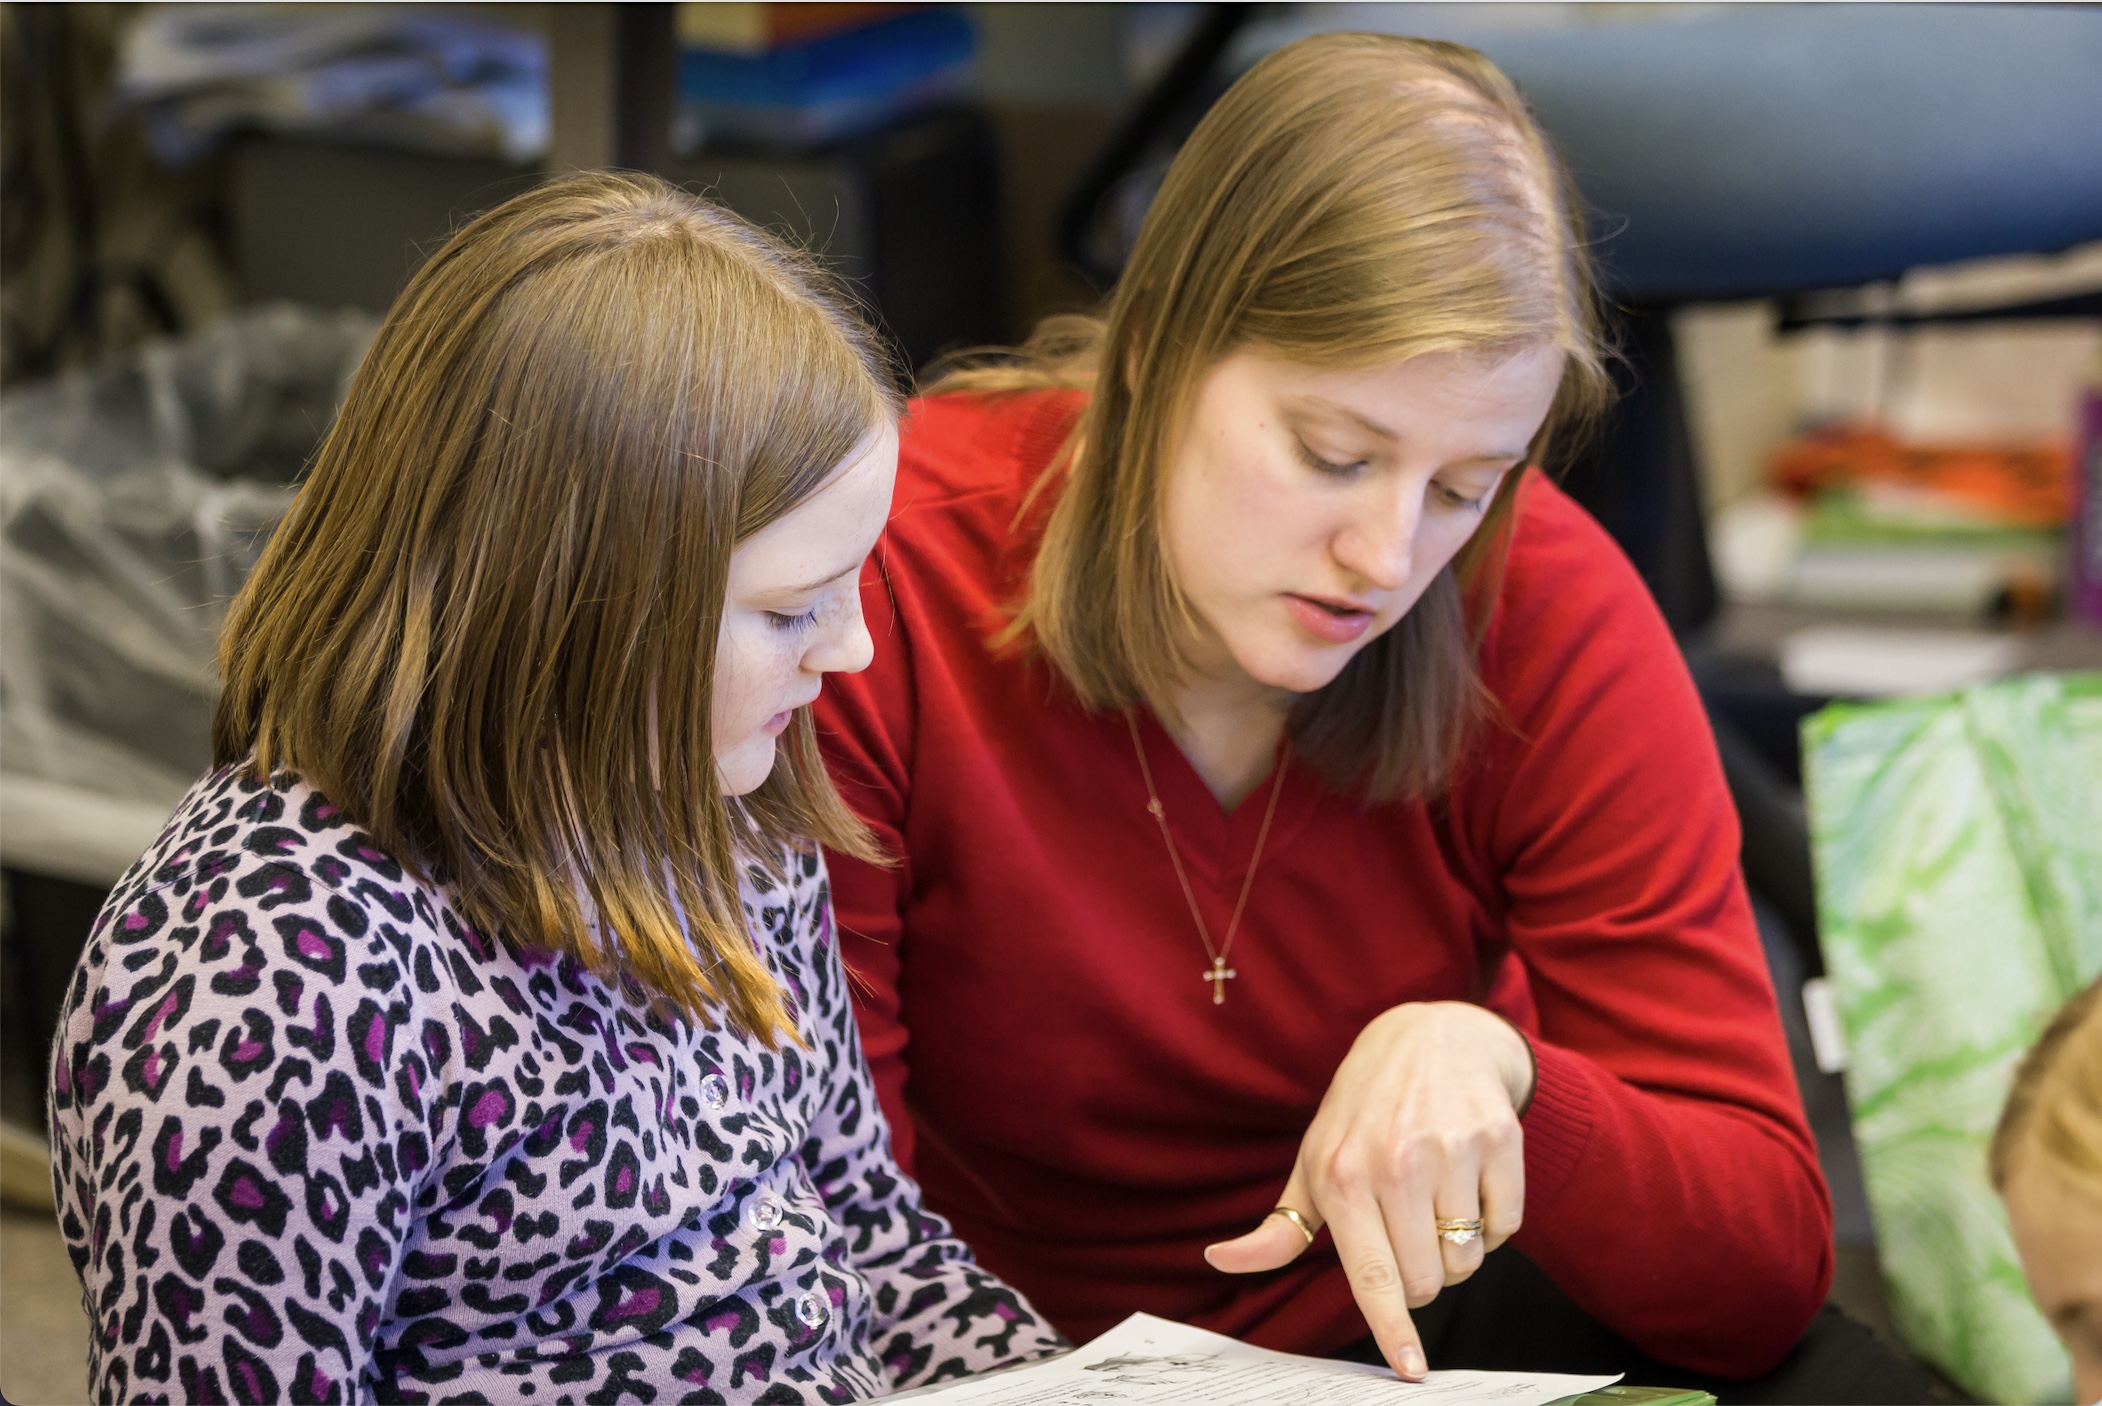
[1519,1040,1599,1209]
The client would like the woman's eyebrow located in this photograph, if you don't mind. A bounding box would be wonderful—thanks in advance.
[1291,398,1528,465]
[1288,396,1397,442]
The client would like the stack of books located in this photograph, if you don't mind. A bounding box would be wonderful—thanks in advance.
[1769,426,2069,619]
[673,2,976,152]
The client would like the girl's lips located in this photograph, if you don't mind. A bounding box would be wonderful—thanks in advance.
[1284,593,1375,644]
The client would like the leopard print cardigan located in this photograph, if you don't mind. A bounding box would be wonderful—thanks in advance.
[48,766,1064,1403]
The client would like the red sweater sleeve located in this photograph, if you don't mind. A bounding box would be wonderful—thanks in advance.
[1458,474,1833,1376]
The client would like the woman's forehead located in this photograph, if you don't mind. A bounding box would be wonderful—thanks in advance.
[1214,344,1564,420]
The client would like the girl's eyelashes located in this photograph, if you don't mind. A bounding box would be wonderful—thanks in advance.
[766,608,820,634]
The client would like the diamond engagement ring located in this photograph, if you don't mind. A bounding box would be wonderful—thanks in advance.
[1435,1218,1484,1246]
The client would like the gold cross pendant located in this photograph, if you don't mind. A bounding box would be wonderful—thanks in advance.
[1202,956,1237,1005]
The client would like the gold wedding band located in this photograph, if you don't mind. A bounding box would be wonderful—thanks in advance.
[1268,1206,1317,1246]
[1436,1217,1484,1246]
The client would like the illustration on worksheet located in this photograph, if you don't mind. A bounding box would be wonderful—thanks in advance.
[1081,1352,1231,1386]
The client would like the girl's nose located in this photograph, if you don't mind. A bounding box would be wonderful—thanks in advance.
[809,597,875,676]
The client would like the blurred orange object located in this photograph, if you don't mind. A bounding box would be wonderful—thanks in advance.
[1770,427,2072,529]
[676,3,913,53]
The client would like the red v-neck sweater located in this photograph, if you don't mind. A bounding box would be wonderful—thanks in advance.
[815,389,1832,1378]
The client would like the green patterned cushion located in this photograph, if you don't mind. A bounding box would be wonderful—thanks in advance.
[1804,672,2102,1404]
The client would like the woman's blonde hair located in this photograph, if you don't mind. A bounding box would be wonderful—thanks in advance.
[1992,975,2102,1196]
[215,172,892,1043]
[942,34,1610,799]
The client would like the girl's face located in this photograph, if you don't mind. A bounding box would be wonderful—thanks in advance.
[2004,1153,2102,1403]
[1160,345,1563,697]
[713,429,898,795]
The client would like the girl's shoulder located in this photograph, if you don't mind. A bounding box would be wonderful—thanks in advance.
[96,769,449,975]
[57,766,505,1073]
[50,766,473,1130]
[99,766,442,954]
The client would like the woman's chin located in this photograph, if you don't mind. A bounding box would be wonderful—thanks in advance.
[1233,640,1364,696]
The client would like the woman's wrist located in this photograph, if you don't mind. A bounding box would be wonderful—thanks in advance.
[1380,1000,1538,1116]
[1458,1002,1535,1117]
[1491,1009,1540,1118]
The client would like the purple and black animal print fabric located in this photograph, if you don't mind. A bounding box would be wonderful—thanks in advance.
[48,766,1064,1403]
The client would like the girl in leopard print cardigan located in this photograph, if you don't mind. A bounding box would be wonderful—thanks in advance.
[51,771,1058,1402]
[48,174,1064,1403]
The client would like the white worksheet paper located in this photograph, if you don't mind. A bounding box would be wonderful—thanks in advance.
[890,1312,1620,1404]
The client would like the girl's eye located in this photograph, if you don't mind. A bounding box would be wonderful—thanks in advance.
[1294,439,1364,477]
[767,609,819,634]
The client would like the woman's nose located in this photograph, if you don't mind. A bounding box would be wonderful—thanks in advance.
[1335,489,1421,591]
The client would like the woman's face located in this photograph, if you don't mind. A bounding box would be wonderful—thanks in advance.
[2004,1153,2102,1403]
[1160,344,1563,696]
[713,428,898,795]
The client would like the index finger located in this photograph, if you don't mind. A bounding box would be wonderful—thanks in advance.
[1316,1166,1429,1380]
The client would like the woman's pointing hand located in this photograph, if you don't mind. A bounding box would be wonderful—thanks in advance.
[1203,1001,1535,1381]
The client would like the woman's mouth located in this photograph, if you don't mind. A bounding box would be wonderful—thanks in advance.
[1283,593,1375,644]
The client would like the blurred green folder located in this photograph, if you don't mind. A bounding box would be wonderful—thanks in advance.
[1805,671,2102,1404]
[1542,1388,1716,1406]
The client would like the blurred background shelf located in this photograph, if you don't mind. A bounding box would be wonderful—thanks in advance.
[227,110,1005,374]
[1704,603,2102,686]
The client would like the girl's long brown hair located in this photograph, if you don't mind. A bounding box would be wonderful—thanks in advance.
[215,172,892,1043]
[940,34,1611,800]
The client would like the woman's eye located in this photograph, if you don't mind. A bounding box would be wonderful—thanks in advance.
[1294,439,1363,476]
[1433,481,1489,513]
[766,609,820,633]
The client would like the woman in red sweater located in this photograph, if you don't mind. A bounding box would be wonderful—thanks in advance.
[817,34,1924,1397]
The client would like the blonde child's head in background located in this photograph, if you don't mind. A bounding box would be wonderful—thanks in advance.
[1993,975,2102,1403]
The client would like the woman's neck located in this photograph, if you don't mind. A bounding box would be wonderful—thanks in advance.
[1159,671,1293,812]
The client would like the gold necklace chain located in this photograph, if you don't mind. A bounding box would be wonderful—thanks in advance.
[1126,710,1289,1006]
